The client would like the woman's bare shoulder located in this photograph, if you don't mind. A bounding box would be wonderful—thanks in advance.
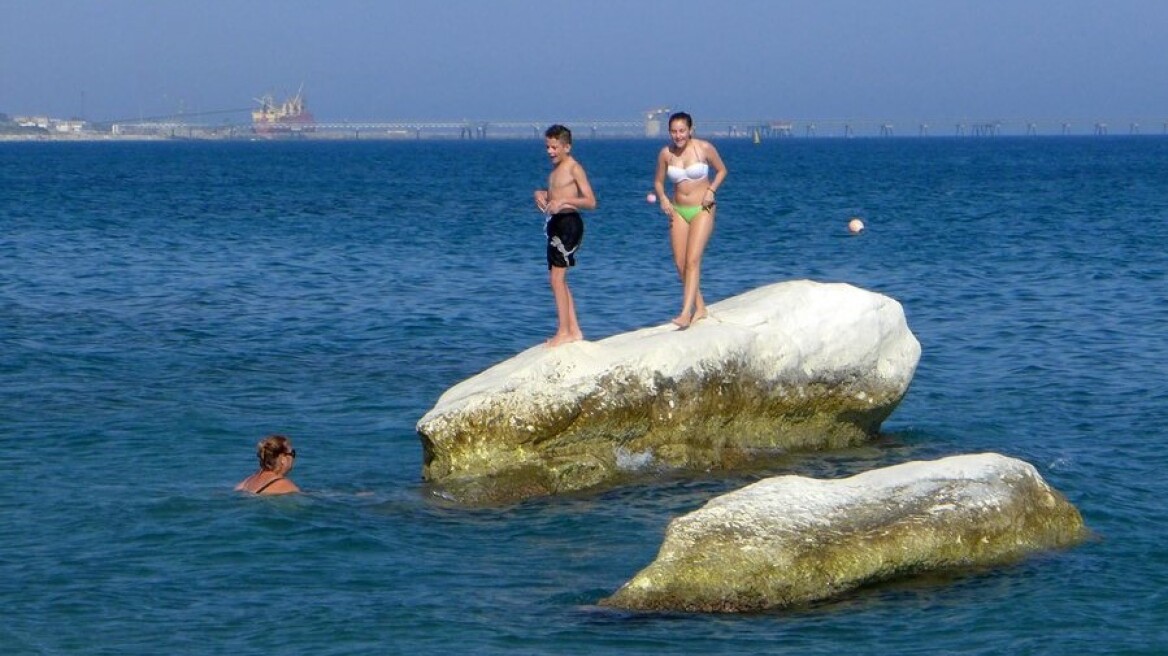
[261,478,301,495]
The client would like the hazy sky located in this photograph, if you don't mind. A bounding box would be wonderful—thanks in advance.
[3,0,1167,125]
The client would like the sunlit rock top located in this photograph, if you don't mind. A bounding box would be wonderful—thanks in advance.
[418,280,922,505]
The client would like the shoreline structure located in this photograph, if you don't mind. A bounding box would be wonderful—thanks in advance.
[5,114,1162,142]
[7,90,1162,139]
[4,126,1162,142]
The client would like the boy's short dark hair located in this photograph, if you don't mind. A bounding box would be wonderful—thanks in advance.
[545,124,572,144]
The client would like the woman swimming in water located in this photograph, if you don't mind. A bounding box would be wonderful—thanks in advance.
[653,111,728,328]
[235,434,301,495]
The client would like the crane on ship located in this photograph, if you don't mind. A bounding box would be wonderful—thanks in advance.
[252,84,316,134]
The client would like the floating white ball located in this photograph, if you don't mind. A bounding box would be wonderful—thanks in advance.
[848,218,865,234]
[646,193,657,204]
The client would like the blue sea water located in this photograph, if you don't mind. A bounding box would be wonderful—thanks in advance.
[2,135,1166,655]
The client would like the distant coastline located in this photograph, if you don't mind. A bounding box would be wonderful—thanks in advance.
[0,131,575,142]
[4,130,1165,142]
[0,133,167,142]
[3,122,1165,141]
[6,106,1165,140]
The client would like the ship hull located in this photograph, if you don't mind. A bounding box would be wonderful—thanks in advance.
[252,114,317,134]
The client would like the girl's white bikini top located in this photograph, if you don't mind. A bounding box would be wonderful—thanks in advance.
[667,160,709,184]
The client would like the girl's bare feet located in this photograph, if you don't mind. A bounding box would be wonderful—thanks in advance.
[546,330,583,347]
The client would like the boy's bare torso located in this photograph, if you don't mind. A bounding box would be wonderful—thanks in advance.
[547,159,581,207]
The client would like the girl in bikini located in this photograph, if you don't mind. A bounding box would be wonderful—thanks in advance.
[235,434,301,495]
[653,111,728,328]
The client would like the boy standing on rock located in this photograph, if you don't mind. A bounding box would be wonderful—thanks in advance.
[533,124,596,347]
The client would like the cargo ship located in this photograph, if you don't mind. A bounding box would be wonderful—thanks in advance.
[252,88,316,134]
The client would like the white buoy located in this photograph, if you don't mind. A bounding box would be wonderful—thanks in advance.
[646,193,657,203]
[848,218,865,234]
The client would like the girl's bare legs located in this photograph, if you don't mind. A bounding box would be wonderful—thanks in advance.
[670,216,705,320]
[670,210,714,328]
[547,266,583,346]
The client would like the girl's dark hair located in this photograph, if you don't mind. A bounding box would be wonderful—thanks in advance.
[668,112,693,128]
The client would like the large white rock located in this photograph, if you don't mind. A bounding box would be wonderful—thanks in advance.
[602,453,1088,612]
[418,280,921,504]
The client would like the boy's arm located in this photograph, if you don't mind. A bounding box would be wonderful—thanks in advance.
[566,162,597,211]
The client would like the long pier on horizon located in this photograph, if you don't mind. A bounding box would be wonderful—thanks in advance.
[100,111,1168,140]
